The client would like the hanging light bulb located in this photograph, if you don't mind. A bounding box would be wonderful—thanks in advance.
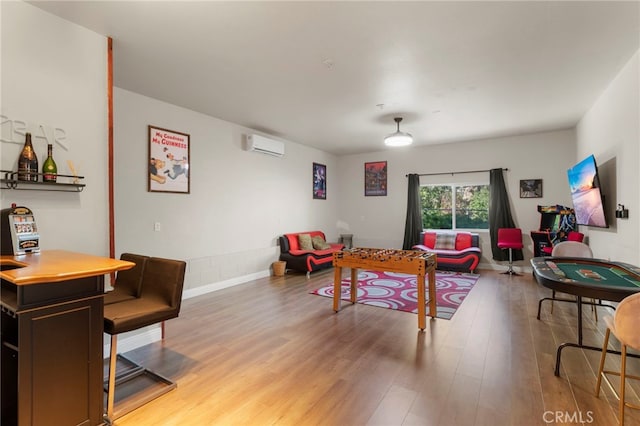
[384,117,413,147]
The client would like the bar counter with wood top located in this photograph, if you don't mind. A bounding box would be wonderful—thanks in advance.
[1,250,134,426]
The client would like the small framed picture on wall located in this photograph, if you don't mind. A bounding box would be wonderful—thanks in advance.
[313,162,326,199]
[364,161,387,196]
[520,179,542,198]
[148,125,190,194]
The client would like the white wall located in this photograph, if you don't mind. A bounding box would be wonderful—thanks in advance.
[336,129,576,269]
[0,1,109,256]
[576,51,639,264]
[114,88,339,293]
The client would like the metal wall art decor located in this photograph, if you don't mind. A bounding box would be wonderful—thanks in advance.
[365,161,387,196]
[520,179,542,198]
[313,162,326,199]
[148,125,190,194]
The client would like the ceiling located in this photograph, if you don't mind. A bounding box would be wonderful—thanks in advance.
[29,1,640,156]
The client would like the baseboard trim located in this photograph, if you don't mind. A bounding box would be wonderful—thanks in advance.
[182,269,271,300]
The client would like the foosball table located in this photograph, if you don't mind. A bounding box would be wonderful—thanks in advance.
[332,248,437,330]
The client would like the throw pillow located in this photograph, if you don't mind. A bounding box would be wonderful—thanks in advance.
[312,235,331,250]
[434,233,456,250]
[298,233,314,251]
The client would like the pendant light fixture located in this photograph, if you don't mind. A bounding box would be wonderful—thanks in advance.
[384,117,413,147]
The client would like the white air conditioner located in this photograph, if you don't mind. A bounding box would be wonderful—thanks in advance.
[245,134,285,157]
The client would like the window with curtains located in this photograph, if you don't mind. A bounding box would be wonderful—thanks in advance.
[420,184,490,229]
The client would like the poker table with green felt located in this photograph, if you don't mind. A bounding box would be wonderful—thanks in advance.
[532,257,640,301]
[531,256,640,376]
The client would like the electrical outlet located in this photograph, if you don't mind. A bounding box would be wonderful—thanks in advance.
[154,222,161,232]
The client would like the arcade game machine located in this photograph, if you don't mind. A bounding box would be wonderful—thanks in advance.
[530,205,577,257]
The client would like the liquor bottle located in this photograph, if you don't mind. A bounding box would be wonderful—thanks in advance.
[17,132,38,181]
[42,144,57,182]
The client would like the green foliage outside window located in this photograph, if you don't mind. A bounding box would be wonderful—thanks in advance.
[420,184,489,229]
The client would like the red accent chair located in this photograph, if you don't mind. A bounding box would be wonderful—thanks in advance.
[497,228,523,275]
[541,231,584,255]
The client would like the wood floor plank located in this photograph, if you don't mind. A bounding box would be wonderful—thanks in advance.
[365,384,417,425]
[110,269,640,425]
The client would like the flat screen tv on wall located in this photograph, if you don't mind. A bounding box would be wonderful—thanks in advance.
[567,155,608,228]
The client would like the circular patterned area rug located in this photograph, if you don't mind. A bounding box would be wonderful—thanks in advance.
[311,270,479,319]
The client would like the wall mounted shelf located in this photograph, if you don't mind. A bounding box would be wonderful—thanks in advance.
[1,170,85,192]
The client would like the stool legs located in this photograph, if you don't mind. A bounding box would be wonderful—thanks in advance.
[103,332,177,424]
[595,328,610,398]
[621,344,627,425]
[106,334,118,424]
[595,328,640,425]
[502,248,521,276]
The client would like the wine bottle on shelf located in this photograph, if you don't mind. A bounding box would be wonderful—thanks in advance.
[17,132,38,181]
[42,144,58,182]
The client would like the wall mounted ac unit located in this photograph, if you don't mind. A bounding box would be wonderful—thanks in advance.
[246,134,285,157]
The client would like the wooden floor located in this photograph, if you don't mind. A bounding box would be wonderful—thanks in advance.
[112,269,640,425]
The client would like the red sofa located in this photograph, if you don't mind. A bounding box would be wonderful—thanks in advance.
[278,231,344,275]
[413,231,481,273]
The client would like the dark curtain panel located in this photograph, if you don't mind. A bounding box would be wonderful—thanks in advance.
[489,168,523,261]
[402,174,422,250]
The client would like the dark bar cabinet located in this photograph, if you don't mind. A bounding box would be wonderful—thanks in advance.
[1,250,133,426]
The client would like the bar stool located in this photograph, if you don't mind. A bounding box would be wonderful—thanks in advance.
[595,292,640,425]
[105,254,172,339]
[497,228,523,275]
[103,256,186,424]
